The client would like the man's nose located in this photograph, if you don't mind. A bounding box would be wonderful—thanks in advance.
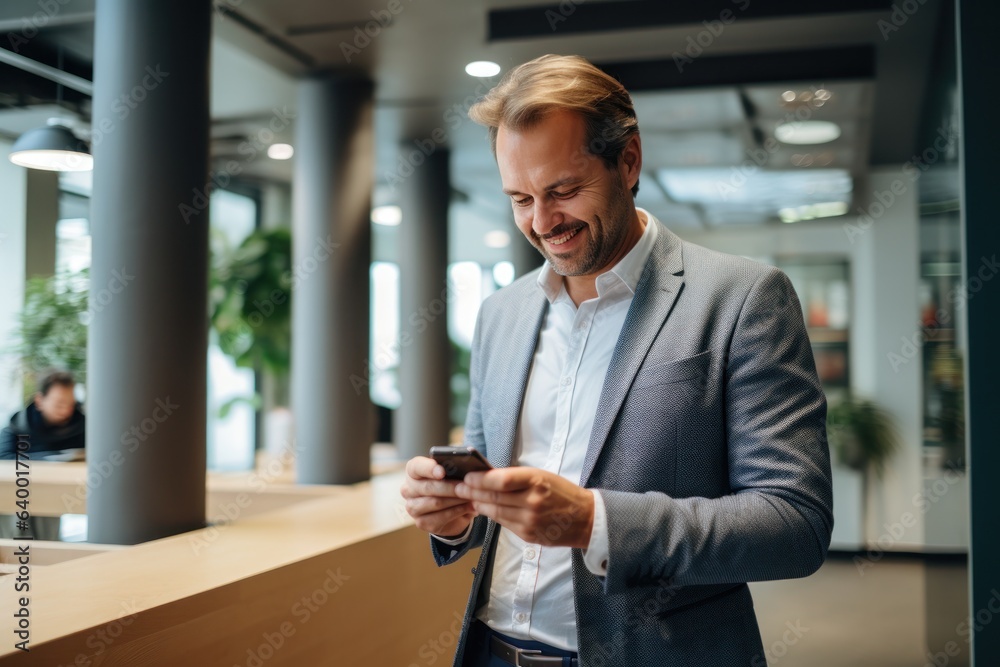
[532,199,565,237]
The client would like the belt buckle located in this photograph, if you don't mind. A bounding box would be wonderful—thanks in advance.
[513,647,542,666]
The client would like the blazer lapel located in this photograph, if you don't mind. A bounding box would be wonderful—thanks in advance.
[580,225,686,486]
[492,285,547,469]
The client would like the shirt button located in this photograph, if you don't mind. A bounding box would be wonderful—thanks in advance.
[516,612,527,623]
[524,547,536,560]
[561,376,571,387]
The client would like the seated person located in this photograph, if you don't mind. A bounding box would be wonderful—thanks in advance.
[0,370,85,460]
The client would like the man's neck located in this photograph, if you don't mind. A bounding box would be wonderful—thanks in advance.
[564,209,646,307]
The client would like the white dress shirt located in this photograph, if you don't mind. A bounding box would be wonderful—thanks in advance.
[437,210,658,652]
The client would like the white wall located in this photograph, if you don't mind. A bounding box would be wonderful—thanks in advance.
[0,138,28,416]
[674,167,926,549]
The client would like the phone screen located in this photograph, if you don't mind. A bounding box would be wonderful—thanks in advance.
[430,446,493,480]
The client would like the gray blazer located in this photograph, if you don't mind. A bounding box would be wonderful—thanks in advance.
[432,221,833,667]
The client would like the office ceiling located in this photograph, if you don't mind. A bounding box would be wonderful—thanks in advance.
[0,0,950,265]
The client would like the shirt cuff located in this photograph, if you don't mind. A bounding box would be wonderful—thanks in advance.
[582,489,609,576]
[431,521,474,545]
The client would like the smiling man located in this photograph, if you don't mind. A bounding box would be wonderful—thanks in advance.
[400,54,833,667]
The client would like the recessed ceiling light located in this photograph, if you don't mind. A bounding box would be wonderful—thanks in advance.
[465,61,501,77]
[267,143,294,160]
[371,205,401,226]
[775,121,841,145]
[484,230,510,248]
[781,90,796,102]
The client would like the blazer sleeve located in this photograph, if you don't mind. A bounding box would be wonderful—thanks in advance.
[430,301,490,566]
[598,267,834,594]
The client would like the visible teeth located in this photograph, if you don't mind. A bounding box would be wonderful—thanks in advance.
[548,227,582,246]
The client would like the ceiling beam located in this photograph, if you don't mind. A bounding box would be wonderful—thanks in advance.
[488,0,892,40]
[595,46,876,91]
[0,46,92,95]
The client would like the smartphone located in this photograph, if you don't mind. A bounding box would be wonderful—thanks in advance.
[429,446,494,480]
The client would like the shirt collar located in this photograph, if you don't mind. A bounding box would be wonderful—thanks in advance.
[536,207,660,304]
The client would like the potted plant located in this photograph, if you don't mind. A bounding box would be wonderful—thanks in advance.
[209,227,293,455]
[11,269,89,402]
[826,396,901,544]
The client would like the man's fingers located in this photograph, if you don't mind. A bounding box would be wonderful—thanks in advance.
[470,501,522,527]
[455,484,528,506]
[406,455,445,481]
[411,504,475,534]
[463,468,532,492]
[407,496,470,517]
[401,478,460,500]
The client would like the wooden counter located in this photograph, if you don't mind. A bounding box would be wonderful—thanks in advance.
[0,468,477,666]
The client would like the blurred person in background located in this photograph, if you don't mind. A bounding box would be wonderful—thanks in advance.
[0,370,84,540]
[0,370,85,461]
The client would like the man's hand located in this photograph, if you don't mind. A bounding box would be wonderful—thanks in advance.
[401,456,477,537]
[455,468,595,548]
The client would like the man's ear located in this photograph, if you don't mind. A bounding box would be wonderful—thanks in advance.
[620,134,642,192]
[33,393,43,410]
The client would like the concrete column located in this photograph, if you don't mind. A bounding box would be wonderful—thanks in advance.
[292,76,374,484]
[87,0,211,544]
[395,148,452,460]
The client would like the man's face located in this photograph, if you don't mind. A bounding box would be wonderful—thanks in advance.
[35,384,76,426]
[496,109,637,278]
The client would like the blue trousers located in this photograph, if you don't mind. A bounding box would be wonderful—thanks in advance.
[463,619,579,667]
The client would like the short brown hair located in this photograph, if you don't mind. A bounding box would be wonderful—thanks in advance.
[37,370,75,397]
[468,54,640,196]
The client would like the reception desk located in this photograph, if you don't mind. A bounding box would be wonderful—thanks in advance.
[0,462,476,665]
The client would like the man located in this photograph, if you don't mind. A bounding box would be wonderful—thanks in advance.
[0,370,85,460]
[401,55,832,667]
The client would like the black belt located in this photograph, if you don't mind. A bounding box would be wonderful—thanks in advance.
[489,634,579,667]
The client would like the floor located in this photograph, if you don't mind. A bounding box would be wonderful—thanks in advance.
[750,553,969,667]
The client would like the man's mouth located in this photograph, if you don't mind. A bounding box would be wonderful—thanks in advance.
[544,225,585,247]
